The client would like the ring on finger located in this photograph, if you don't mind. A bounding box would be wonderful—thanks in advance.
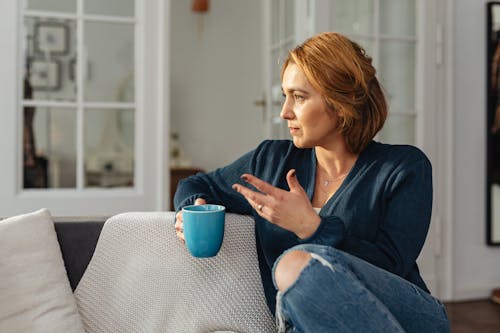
[257,204,264,212]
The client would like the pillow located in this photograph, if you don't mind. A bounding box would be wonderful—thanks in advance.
[75,212,275,333]
[0,208,84,333]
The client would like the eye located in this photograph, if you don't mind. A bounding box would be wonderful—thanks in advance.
[293,94,305,102]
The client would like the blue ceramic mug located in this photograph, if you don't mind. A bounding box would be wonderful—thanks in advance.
[182,204,226,258]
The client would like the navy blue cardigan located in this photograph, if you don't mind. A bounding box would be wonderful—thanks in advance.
[174,140,433,314]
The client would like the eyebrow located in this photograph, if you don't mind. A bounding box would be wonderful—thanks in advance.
[281,87,310,94]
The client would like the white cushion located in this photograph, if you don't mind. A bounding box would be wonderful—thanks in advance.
[0,208,84,333]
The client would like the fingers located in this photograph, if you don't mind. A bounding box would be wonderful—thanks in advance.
[194,198,207,205]
[286,169,305,194]
[233,174,286,213]
[175,211,185,244]
[232,182,268,206]
[240,174,278,196]
[174,198,206,245]
[176,230,185,243]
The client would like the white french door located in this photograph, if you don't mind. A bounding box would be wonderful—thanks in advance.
[262,0,296,139]
[262,0,448,299]
[0,0,169,216]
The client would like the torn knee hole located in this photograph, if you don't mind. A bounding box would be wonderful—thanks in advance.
[274,250,312,292]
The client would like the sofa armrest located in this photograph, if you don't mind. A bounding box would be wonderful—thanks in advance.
[54,218,106,291]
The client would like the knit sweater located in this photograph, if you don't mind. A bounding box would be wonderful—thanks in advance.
[174,140,433,314]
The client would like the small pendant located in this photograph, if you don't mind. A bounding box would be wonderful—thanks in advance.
[323,180,329,187]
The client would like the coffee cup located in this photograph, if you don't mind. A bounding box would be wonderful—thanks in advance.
[182,204,226,258]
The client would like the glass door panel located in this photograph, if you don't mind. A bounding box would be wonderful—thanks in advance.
[24,107,77,188]
[378,114,415,145]
[355,37,375,58]
[266,0,296,139]
[330,0,373,35]
[24,18,77,101]
[378,40,415,114]
[271,0,280,45]
[84,0,135,17]
[84,108,134,188]
[380,0,416,36]
[327,0,417,146]
[22,0,137,191]
[284,0,294,37]
[25,0,77,13]
[84,21,135,103]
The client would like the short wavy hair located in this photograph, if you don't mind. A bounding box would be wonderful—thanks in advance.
[281,32,387,154]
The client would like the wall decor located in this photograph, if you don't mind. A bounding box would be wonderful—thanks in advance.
[28,58,62,91]
[68,57,76,81]
[486,1,500,245]
[34,21,69,56]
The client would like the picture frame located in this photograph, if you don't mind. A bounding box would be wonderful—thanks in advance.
[68,57,93,81]
[34,21,69,56]
[28,58,62,91]
[68,57,76,81]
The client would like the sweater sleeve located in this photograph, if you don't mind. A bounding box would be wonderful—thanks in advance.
[296,215,346,247]
[341,156,433,277]
[173,141,273,214]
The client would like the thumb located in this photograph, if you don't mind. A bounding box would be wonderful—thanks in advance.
[286,169,305,193]
[194,198,207,205]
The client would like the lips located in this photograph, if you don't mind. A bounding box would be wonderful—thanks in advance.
[288,127,300,134]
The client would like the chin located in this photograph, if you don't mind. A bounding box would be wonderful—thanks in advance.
[291,137,313,149]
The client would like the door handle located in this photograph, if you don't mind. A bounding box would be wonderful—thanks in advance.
[253,99,282,107]
[253,99,266,107]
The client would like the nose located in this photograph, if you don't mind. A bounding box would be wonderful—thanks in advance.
[280,98,295,120]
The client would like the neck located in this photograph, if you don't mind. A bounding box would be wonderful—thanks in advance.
[315,144,358,179]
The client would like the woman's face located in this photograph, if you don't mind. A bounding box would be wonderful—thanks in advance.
[280,64,340,148]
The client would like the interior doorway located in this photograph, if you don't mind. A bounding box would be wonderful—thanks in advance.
[169,1,264,173]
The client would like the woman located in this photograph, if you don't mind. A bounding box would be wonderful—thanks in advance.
[174,32,450,332]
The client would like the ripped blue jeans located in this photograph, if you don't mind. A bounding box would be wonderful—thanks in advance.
[272,244,450,333]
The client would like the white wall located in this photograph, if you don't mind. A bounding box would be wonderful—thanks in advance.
[170,0,263,171]
[453,0,500,300]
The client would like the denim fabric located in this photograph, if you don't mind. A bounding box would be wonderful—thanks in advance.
[273,244,450,333]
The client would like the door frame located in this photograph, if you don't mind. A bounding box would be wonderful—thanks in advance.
[0,0,170,217]
[306,0,455,301]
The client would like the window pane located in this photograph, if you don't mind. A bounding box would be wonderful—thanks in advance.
[284,0,294,38]
[84,109,134,188]
[380,0,416,36]
[350,37,375,59]
[24,107,76,188]
[378,114,415,145]
[271,0,280,45]
[26,0,76,13]
[24,18,77,101]
[378,40,415,114]
[84,22,134,103]
[85,0,135,17]
[271,49,282,86]
[330,0,374,35]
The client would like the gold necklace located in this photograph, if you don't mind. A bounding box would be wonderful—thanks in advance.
[321,172,349,187]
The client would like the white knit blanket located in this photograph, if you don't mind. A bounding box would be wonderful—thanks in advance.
[74,212,275,333]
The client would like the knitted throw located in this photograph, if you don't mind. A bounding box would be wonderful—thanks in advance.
[74,212,276,333]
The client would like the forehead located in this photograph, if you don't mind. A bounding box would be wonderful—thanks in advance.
[282,64,314,91]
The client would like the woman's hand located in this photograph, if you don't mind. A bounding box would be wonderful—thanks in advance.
[175,198,206,243]
[232,169,320,239]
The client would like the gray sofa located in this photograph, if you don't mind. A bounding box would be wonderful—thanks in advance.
[52,212,276,332]
[1,210,276,332]
[53,218,106,291]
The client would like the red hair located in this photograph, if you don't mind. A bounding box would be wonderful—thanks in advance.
[281,32,387,154]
